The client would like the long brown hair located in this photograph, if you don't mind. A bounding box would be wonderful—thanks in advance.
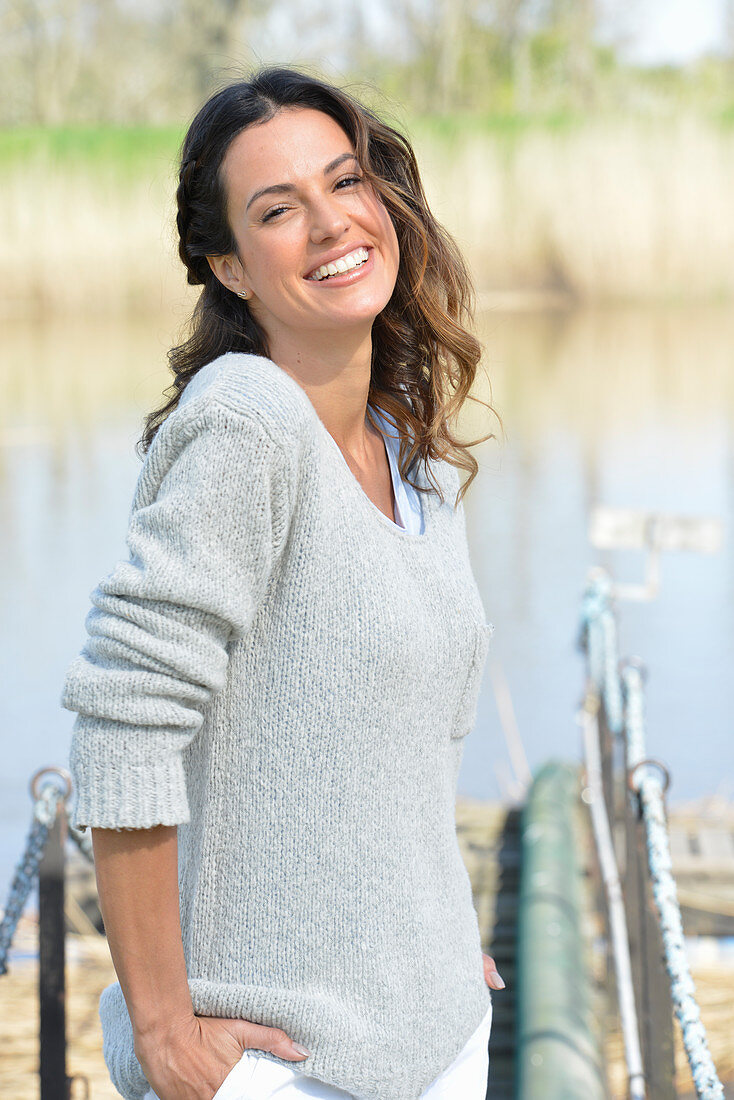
[139,66,501,505]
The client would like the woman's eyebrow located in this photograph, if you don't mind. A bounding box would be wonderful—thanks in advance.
[245,153,360,213]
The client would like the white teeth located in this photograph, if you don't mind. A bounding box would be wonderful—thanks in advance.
[308,247,369,281]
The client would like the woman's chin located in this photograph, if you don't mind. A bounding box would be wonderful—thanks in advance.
[308,290,394,328]
[256,285,395,337]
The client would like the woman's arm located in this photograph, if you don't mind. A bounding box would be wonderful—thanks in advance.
[62,400,298,834]
[91,825,193,1040]
[62,397,307,1096]
[92,825,310,1100]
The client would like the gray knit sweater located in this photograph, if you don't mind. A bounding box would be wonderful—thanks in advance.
[61,351,494,1100]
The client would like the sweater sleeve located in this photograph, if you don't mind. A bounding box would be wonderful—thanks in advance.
[60,399,296,832]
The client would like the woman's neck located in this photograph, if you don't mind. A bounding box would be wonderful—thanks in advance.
[266,328,375,456]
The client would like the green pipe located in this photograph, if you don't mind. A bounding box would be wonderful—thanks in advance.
[515,761,606,1100]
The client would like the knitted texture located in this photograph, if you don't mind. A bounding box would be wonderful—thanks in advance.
[61,352,495,1100]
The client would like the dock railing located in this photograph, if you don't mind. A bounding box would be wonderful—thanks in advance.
[0,765,92,1100]
[578,567,725,1100]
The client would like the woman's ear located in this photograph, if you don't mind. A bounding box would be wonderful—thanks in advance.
[206,253,250,298]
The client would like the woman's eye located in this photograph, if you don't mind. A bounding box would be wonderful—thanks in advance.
[261,205,289,223]
[261,177,362,222]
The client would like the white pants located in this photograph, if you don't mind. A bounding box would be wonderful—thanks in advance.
[143,999,492,1100]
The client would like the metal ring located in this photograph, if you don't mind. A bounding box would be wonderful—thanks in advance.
[627,758,671,794]
[619,655,648,682]
[29,765,73,803]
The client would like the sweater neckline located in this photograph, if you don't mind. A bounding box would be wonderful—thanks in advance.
[312,407,433,542]
[255,354,435,541]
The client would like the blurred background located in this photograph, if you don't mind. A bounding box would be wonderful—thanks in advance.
[2,0,734,877]
[2,0,734,856]
[2,2,734,1097]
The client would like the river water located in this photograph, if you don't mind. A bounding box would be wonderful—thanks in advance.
[1,305,733,890]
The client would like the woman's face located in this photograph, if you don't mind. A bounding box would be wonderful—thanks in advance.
[209,107,401,342]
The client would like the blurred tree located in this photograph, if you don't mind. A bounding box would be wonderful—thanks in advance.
[493,0,533,112]
[0,0,731,125]
[555,0,596,108]
[727,0,734,82]
[162,0,250,104]
[1,0,87,124]
[436,0,465,113]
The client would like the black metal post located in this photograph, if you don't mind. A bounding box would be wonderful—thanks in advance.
[38,801,70,1100]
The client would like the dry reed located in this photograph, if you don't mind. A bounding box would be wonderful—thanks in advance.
[3,116,734,316]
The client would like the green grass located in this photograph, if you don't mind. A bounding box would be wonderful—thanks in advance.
[0,111,605,171]
[714,103,734,128]
[0,124,186,171]
[406,109,586,140]
[3,106,731,171]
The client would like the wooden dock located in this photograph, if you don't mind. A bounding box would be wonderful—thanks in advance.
[666,806,734,937]
[455,799,522,1098]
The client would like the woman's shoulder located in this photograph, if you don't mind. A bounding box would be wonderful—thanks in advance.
[175,351,316,448]
[139,353,318,491]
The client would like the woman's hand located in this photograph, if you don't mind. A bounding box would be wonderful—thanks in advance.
[134,1011,310,1100]
[482,952,506,989]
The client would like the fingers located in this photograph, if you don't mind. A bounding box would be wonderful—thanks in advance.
[240,1024,310,1062]
[482,952,506,990]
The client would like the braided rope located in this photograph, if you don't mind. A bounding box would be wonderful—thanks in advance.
[623,662,724,1100]
[0,783,65,975]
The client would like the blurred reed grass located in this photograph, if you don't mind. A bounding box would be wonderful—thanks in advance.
[2,114,734,316]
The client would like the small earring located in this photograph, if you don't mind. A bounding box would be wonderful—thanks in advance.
[235,289,249,300]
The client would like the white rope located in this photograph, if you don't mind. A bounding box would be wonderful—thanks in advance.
[623,662,724,1100]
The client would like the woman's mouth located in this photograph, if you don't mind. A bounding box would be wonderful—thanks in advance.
[305,247,373,286]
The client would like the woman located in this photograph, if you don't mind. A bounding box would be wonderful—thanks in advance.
[61,66,503,1100]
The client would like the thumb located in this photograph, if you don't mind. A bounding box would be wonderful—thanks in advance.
[235,1021,311,1062]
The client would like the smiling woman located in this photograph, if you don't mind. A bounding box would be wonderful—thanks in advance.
[140,68,499,495]
[204,107,402,363]
[61,66,503,1100]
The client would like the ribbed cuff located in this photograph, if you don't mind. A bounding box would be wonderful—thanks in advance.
[68,718,191,831]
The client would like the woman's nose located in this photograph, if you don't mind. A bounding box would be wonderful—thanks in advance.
[308,194,351,242]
